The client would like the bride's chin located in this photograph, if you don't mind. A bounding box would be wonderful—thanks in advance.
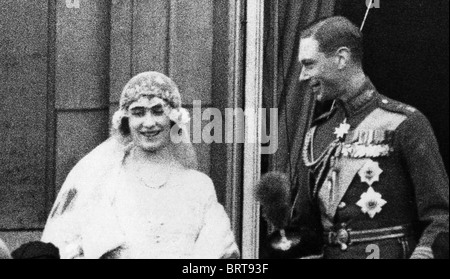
[138,140,169,153]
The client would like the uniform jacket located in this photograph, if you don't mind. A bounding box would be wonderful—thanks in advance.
[292,78,449,259]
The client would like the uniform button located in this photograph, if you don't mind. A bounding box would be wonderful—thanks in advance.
[338,202,346,209]
[382,99,389,104]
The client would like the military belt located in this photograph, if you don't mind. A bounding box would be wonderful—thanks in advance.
[323,224,413,251]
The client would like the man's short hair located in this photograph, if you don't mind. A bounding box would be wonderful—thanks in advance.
[300,16,363,64]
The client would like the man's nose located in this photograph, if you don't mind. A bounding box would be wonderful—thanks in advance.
[299,67,309,82]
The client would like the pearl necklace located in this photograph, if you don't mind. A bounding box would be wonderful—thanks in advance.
[135,171,172,189]
[126,148,175,189]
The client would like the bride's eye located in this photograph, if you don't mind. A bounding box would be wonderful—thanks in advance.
[130,108,146,117]
[151,105,165,116]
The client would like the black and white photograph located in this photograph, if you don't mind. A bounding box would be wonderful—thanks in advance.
[0,0,448,266]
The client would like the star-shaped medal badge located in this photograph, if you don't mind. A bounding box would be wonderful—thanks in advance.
[356,187,387,218]
[358,160,383,186]
[334,119,351,140]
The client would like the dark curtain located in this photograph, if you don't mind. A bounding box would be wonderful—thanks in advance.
[260,0,336,258]
[263,0,336,196]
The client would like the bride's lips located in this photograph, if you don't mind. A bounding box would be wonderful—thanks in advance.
[140,130,162,138]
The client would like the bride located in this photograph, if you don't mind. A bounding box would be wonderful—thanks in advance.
[42,72,239,259]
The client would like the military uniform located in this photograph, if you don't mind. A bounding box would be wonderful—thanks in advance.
[293,78,449,259]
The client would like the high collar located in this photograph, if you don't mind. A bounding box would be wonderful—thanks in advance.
[335,77,377,117]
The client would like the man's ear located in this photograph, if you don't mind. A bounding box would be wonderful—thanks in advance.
[335,47,351,70]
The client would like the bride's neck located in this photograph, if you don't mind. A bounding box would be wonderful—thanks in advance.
[131,144,176,166]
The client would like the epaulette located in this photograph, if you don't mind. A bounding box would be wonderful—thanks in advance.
[376,94,418,117]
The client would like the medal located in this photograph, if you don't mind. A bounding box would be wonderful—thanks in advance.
[356,187,387,218]
[356,159,386,218]
[358,160,383,186]
[334,119,351,140]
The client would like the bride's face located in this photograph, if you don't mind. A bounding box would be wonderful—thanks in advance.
[128,96,172,152]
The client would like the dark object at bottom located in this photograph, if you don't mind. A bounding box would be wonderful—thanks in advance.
[11,241,60,259]
[264,227,322,259]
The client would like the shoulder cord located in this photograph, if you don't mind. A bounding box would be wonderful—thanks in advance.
[302,126,342,198]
